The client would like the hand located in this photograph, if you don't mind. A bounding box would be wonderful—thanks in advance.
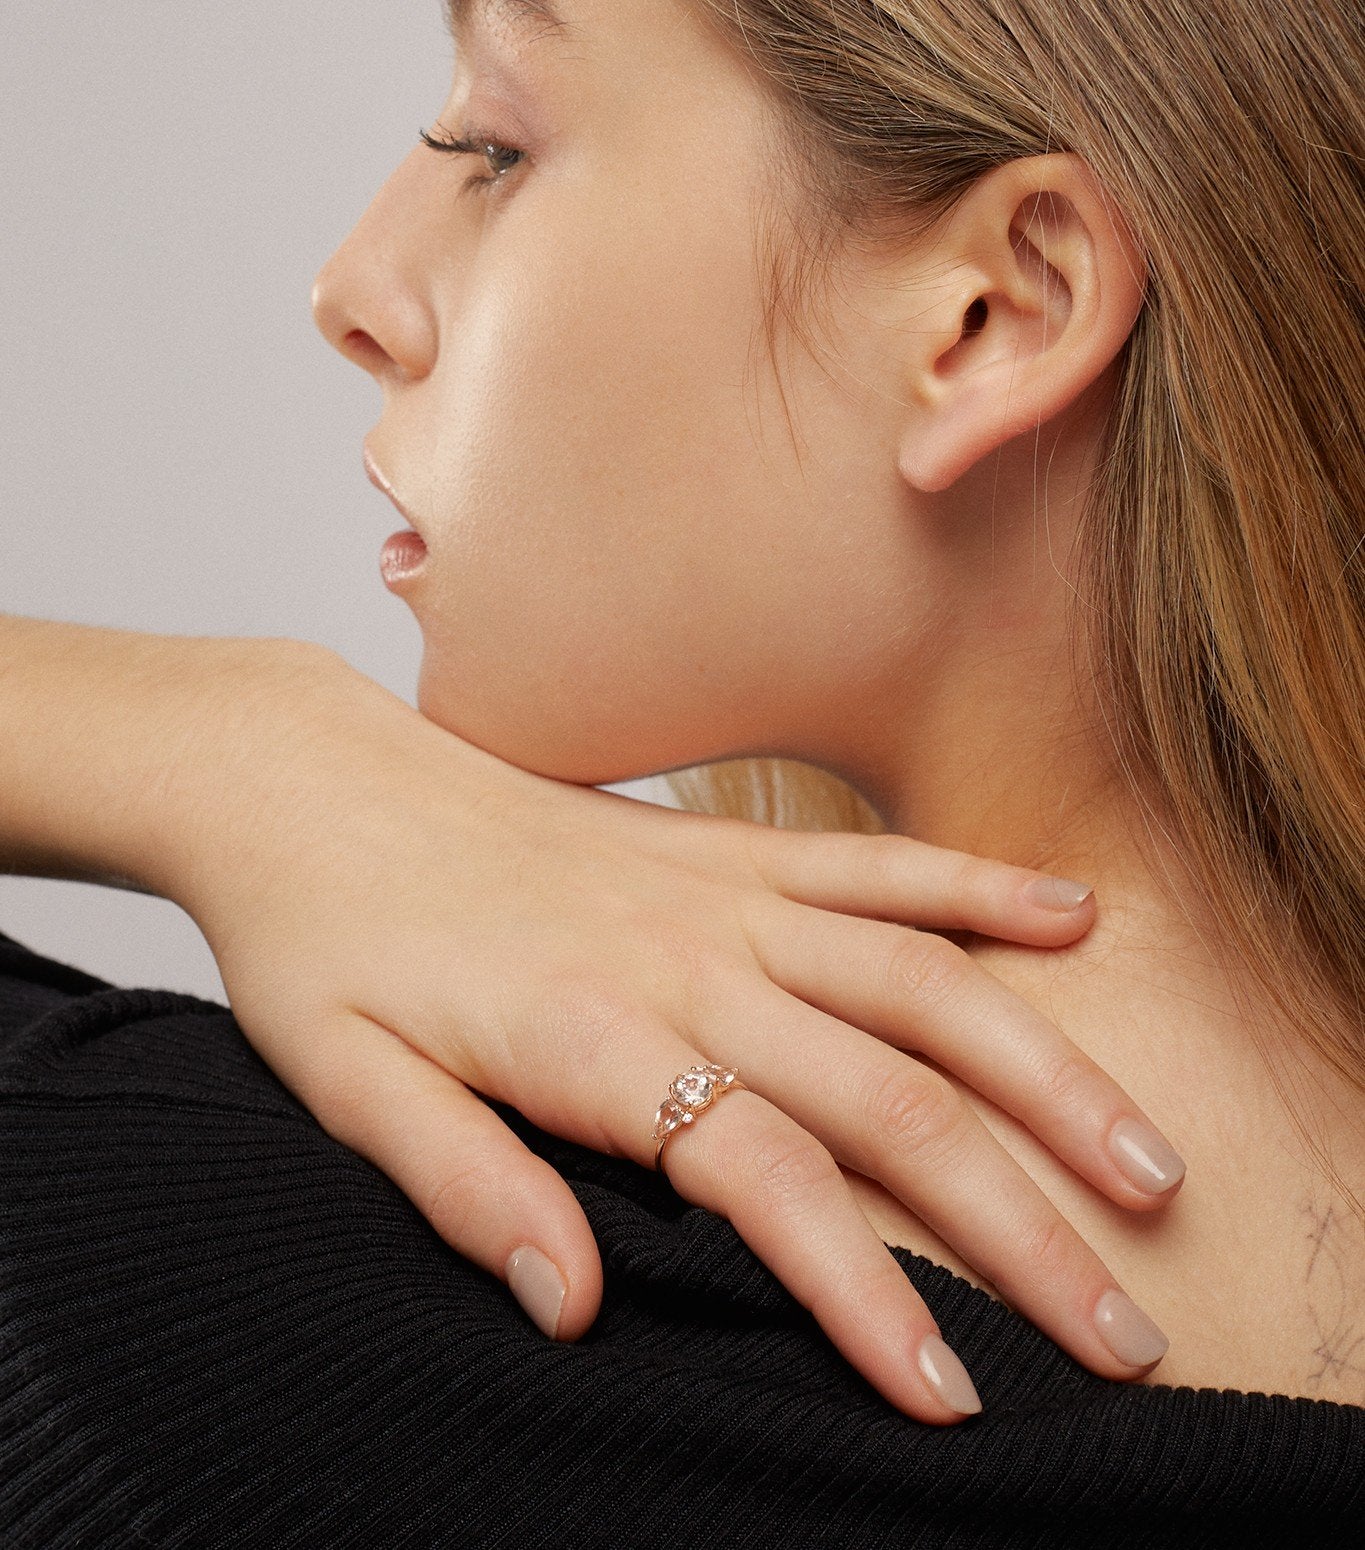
[169,646,1185,1426]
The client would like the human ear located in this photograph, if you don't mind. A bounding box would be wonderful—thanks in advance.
[894,153,1147,494]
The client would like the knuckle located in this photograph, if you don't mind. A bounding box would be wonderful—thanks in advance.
[501,971,645,1092]
[652,924,723,1012]
[621,899,697,960]
[539,972,641,1058]
[419,1160,491,1245]
[1031,1051,1097,1113]
[1016,1212,1076,1278]
[615,904,720,1020]
[885,932,970,1011]
[949,851,997,899]
[745,1127,840,1212]
[738,817,784,887]
[864,1067,968,1164]
[861,831,913,889]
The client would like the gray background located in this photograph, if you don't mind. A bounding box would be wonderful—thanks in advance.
[1,1,673,1002]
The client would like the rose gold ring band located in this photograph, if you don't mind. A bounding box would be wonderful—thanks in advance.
[653,1062,742,1176]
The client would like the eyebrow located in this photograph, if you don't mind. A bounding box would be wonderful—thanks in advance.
[442,0,570,39]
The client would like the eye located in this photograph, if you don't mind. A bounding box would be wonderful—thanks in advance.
[419,125,527,192]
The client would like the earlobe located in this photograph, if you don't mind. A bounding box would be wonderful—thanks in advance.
[897,154,1146,494]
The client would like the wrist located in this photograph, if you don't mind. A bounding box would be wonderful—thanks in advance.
[132,634,357,910]
[0,615,348,904]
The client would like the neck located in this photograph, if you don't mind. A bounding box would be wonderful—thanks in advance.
[802,415,1365,1395]
[827,636,1365,1399]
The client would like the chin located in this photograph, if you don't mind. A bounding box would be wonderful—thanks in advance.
[413,652,676,788]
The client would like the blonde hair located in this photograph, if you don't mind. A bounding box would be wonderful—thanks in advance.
[667,1,1365,1163]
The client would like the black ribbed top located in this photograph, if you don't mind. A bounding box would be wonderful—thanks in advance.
[0,924,1361,1548]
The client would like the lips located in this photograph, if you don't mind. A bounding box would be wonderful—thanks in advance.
[364,441,430,589]
[380,529,429,584]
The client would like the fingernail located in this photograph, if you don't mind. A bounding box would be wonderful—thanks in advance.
[917,1332,982,1415]
[506,1245,567,1339]
[1107,1116,1186,1194]
[1024,875,1094,912]
[1094,1289,1169,1367]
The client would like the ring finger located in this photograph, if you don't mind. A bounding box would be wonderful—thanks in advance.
[644,1079,985,1424]
[502,1006,987,1424]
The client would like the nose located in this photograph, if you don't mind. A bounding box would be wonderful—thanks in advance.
[311,151,440,384]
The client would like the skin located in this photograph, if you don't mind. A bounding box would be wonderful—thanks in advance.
[312,0,1365,1404]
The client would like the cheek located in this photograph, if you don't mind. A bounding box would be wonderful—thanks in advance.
[411,292,767,780]
[405,188,909,784]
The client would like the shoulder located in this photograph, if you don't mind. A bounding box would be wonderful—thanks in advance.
[0,927,1361,1547]
[0,925,297,1121]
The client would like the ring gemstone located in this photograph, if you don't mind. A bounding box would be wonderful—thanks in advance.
[671,1069,715,1109]
[653,1064,741,1175]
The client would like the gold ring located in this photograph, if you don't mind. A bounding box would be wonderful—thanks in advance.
[653,1063,741,1176]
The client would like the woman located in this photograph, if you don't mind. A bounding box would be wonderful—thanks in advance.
[3,0,1363,1541]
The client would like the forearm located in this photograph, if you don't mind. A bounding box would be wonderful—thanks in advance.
[0,613,337,901]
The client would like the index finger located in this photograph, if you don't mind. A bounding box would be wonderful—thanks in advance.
[748,827,1097,948]
[747,901,1186,1212]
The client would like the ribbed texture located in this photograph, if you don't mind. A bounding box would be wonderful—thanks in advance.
[0,926,1361,1548]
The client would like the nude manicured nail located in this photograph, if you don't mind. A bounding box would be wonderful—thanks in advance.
[1107,1116,1186,1194]
[1023,875,1094,912]
[1093,1289,1169,1367]
[506,1245,566,1339]
[917,1333,982,1415]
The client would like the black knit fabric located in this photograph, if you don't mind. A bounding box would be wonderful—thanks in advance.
[0,925,1361,1548]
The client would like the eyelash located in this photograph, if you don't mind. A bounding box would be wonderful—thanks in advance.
[418,125,527,193]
